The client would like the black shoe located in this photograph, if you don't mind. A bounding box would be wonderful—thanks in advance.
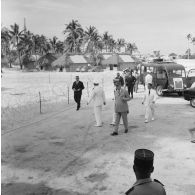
[76,108,79,111]
[125,129,128,133]
[111,132,118,136]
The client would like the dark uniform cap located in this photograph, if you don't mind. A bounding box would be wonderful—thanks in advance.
[134,149,154,170]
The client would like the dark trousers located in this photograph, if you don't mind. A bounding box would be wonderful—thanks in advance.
[74,92,82,109]
[128,85,134,98]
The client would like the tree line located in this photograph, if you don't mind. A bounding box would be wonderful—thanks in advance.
[1,19,138,69]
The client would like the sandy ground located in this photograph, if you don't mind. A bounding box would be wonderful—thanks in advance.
[1,70,195,195]
[1,95,195,194]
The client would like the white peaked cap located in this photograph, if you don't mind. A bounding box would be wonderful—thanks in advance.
[93,79,100,84]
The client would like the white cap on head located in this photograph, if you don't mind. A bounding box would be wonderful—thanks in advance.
[147,70,151,73]
[93,79,99,84]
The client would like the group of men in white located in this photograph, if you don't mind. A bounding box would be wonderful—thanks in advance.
[76,70,157,136]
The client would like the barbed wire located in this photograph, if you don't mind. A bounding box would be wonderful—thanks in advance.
[1,72,116,134]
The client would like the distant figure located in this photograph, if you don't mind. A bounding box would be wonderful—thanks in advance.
[115,72,124,87]
[72,76,85,111]
[111,79,131,136]
[125,71,136,98]
[125,149,166,195]
[145,70,153,90]
[142,83,157,123]
[87,79,106,127]
[134,71,140,93]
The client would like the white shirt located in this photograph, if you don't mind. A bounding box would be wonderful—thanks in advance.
[143,89,157,106]
[145,74,153,84]
[88,86,106,106]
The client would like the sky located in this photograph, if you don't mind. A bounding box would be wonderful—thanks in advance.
[1,0,195,55]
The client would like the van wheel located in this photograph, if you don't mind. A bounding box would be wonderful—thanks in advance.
[178,92,183,96]
[190,98,195,108]
[156,85,163,96]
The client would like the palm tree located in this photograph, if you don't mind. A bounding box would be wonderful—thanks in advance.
[108,37,116,52]
[63,20,84,53]
[116,38,125,52]
[56,41,64,54]
[102,31,112,52]
[126,42,137,55]
[9,23,25,69]
[84,26,102,53]
[49,36,58,53]
[1,27,11,56]
[187,34,192,59]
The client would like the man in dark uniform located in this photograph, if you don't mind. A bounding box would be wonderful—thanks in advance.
[125,71,136,98]
[115,72,124,87]
[72,76,85,110]
[125,149,166,195]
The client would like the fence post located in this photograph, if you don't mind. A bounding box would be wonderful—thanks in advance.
[67,86,69,104]
[87,81,89,97]
[49,71,51,83]
[39,91,42,114]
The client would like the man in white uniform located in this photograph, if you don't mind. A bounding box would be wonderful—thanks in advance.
[87,80,106,127]
[145,70,153,90]
[142,83,157,123]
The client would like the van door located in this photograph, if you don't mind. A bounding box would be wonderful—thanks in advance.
[156,68,167,89]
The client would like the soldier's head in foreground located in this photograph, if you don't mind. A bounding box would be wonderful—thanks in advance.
[93,79,99,86]
[133,149,154,180]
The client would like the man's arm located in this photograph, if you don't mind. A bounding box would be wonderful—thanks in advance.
[72,82,75,91]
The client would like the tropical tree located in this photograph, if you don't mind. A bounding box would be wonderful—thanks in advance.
[56,40,64,54]
[49,36,58,53]
[84,26,102,53]
[116,38,125,52]
[187,34,192,59]
[126,42,137,54]
[63,20,84,53]
[108,37,116,52]
[102,31,112,52]
[1,27,11,56]
[9,23,25,69]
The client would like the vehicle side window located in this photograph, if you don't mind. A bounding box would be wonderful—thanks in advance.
[157,69,166,79]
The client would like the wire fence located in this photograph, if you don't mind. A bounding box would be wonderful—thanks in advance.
[1,71,117,133]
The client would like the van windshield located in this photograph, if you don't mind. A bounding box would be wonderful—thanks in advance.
[167,69,185,77]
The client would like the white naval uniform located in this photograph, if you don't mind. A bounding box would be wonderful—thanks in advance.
[142,88,157,121]
[88,86,106,126]
[145,74,153,89]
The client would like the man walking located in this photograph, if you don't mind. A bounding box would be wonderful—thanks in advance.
[72,76,85,111]
[125,149,166,195]
[87,79,106,127]
[142,83,157,123]
[115,72,124,87]
[125,71,136,98]
[145,70,153,90]
[134,71,140,93]
[111,79,131,136]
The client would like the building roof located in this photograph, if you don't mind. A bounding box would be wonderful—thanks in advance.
[143,62,185,70]
[119,54,135,62]
[69,55,87,63]
[102,53,135,65]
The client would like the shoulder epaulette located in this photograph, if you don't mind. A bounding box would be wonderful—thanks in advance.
[125,187,134,195]
[154,179,164,186]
